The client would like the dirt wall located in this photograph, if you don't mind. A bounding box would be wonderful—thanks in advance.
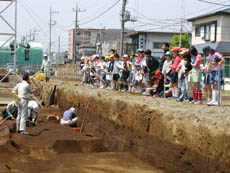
[40,81,230,172]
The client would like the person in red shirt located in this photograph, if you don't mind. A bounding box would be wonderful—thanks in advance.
[169,47,181,98]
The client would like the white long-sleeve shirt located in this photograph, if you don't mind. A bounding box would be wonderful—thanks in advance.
[12,80,32,100]
[28,101,39,112]
[7,102,18,117]
[41,59,51,70]
[113,61,123,74]
[162,60,173,75]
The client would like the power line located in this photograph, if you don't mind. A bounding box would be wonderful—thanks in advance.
[197,0,230,6]
[79,0,121,25]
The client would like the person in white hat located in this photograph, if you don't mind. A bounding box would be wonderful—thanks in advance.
[60,107,78,126]
[41,53,51,82]
[28,100,39,124]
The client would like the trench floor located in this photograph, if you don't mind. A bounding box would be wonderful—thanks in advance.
[0,106,163,173]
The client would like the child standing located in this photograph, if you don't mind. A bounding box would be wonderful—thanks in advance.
[177,50,188,102]
[169,47,181,98]
[120,54,130,91]
[203,46,225,106]
[190,46,202,104]
[162,51,173,81]
[113,54,122,90]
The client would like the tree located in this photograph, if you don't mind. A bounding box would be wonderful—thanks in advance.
[170,33,190,49]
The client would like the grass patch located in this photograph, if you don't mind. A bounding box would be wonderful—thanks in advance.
[207,110,216,114]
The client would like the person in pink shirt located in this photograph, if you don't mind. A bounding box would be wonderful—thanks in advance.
[190,46,202,104]
[169,47,181,98]
[202,46,225,106]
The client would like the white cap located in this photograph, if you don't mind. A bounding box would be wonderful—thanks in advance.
[43,53,48,57]
[70,107,76,114]
[123,54,129,58]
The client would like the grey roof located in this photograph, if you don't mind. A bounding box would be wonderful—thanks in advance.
[125,30,187,38]
[101,29,121,42]
[187,8,230,21]
[193,42,230,54]
[101,29,134,42]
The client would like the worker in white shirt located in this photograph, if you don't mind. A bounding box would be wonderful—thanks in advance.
[12,74,32,135]
[41,54,51,82]
[28,101,39,124]
[1,101,18,120]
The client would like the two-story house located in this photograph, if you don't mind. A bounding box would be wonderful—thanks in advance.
[188,8,230,79]
[125,31,184,58]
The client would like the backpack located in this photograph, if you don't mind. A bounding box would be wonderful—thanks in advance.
[146,56,159,73]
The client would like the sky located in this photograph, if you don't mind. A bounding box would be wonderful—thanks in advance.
[0,0,230,53]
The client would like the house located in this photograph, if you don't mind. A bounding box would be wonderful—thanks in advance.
[187,8,230,81]
[68,28,134,60]
[125,31,183,58]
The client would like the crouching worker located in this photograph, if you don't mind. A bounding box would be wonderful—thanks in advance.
[60,108,78,127]
[28,101,39,124]
[1,101,18,120]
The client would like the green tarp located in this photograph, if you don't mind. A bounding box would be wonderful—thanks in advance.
[0,42,43,67]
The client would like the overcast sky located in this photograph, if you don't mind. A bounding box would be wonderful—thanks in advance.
[0,0,229,52]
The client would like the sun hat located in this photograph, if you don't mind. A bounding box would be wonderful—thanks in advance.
[172,47,181,52]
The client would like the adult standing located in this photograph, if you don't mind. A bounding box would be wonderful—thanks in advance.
[41,54,51,82]
[12,74,32,134]
[144,50,159,86]
[160,42,170,70]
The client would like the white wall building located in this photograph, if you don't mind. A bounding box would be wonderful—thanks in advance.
[126,31,185,58]
[187,8,230,56]
[188,8,230,88]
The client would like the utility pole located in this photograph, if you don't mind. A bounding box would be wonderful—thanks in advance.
[179,18,183,48]
[58,36,60,64]
[120,0,127,56]
[73,2,86,64]
[49,7,58,59]
[179,0,185,48]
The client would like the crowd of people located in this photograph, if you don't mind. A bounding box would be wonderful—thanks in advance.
[80,43,225,106]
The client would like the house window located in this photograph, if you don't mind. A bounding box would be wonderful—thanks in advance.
[153,42,163,49]
[195,21,217,42]
[205,25,210,41]
[195,27,201,37]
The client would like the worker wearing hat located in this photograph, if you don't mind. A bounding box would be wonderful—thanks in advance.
[41,53,51,82]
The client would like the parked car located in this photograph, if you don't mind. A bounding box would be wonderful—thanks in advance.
[21,66,35,75]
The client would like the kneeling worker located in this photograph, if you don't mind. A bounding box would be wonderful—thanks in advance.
[60,107,78,126]
[1,101,18,120]
[28,100,39,123]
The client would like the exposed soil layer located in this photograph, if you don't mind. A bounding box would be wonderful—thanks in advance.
[0,106,160,172]
[38,79,230,173]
